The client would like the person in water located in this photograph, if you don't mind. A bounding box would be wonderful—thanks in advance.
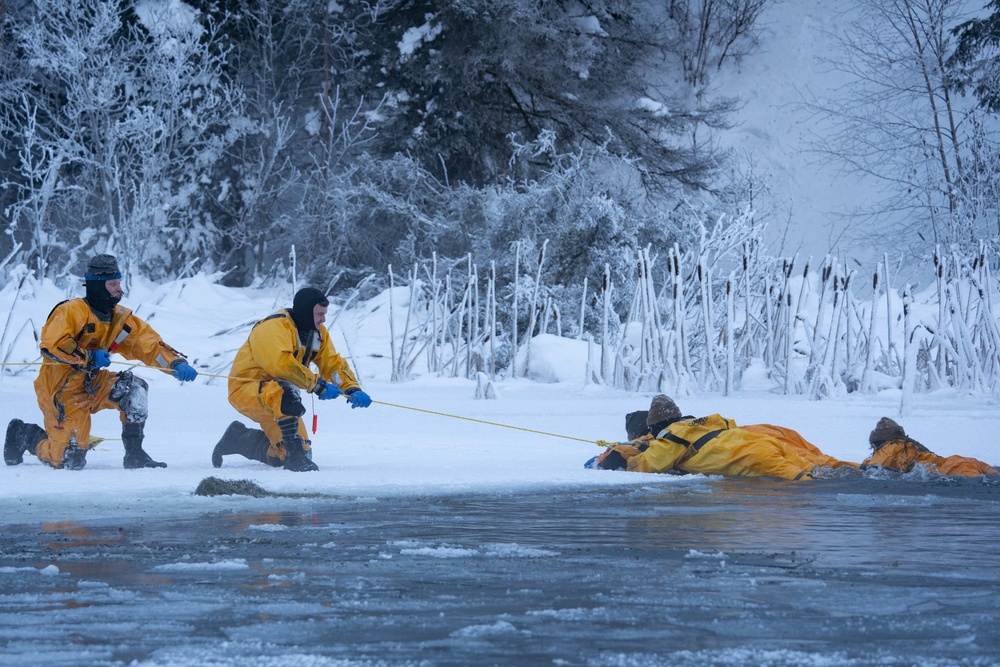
[861,417,997,476]
[589,395,856,480]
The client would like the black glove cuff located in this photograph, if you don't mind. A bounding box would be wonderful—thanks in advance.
[311,379,327,395]
[345,387,359,395]
[599,449,628,471]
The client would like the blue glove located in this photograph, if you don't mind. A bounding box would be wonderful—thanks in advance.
[89,349,111,369]
[171,362,198,382]
[346,389,372,409]
[314,379,343,401]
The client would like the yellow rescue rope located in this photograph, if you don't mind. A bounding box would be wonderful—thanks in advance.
[1,360,609,447]
[370,398,597,444]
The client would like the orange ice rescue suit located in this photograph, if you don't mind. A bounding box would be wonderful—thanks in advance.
[4,254,195,470]
[860,416,997,477]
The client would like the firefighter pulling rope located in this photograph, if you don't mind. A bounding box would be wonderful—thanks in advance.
[2,253,203,470]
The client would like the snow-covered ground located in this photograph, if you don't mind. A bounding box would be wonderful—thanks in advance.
[2,271,997,526]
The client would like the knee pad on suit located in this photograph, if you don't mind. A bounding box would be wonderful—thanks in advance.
[276,380,306,418]
[109,371,149,423]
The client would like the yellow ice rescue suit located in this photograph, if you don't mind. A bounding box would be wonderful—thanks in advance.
[227,309,360,461]
[597,415,855,480]
[35,298,186,466]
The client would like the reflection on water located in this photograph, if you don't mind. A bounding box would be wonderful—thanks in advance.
[618,478,1000,574]
[1,477,999,666]
[38,520,127,551]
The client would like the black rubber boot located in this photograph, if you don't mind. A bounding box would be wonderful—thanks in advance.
[4,419,46,466]
[212,421,245,467]
[277,417,318,472]
[212,421,272,467]
[122,422,167,469]
[61,441,87,470]
[282,436,318,472]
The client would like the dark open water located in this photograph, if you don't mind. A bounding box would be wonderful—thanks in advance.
[2,475,999,666]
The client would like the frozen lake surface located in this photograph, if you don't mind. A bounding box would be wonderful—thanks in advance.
[2,474,999,666]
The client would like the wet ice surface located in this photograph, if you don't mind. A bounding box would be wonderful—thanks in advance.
[2,475,1000,667]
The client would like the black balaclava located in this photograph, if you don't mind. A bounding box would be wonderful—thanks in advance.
[84,253,123,318]
[289,287,329,332]
[625,410,650,440]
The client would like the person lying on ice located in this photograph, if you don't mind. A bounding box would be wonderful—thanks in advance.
[4,254,198,470]
[211,287,372,472]
[621,405,853,471]
[861,417,998,476]
[587,394,856,479]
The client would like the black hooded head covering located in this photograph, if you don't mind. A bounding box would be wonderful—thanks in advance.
[625,410,650,440]
[289,287,329,332]
[83,254,123,317]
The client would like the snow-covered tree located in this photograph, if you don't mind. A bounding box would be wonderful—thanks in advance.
[190,0,399,285]
[3,0,244,281]
[358,0,754,195]
[2,0,772,286]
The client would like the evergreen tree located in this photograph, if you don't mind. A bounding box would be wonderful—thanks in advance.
[353,0,735,195]
[950,0,1000,113]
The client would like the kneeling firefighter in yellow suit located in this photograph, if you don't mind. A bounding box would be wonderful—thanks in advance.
[211,287,372,472]
[861,417,997,477]
[4,254,198,470]
[589,395,856,479]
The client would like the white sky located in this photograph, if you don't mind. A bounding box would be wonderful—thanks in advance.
[713,1,858,259]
